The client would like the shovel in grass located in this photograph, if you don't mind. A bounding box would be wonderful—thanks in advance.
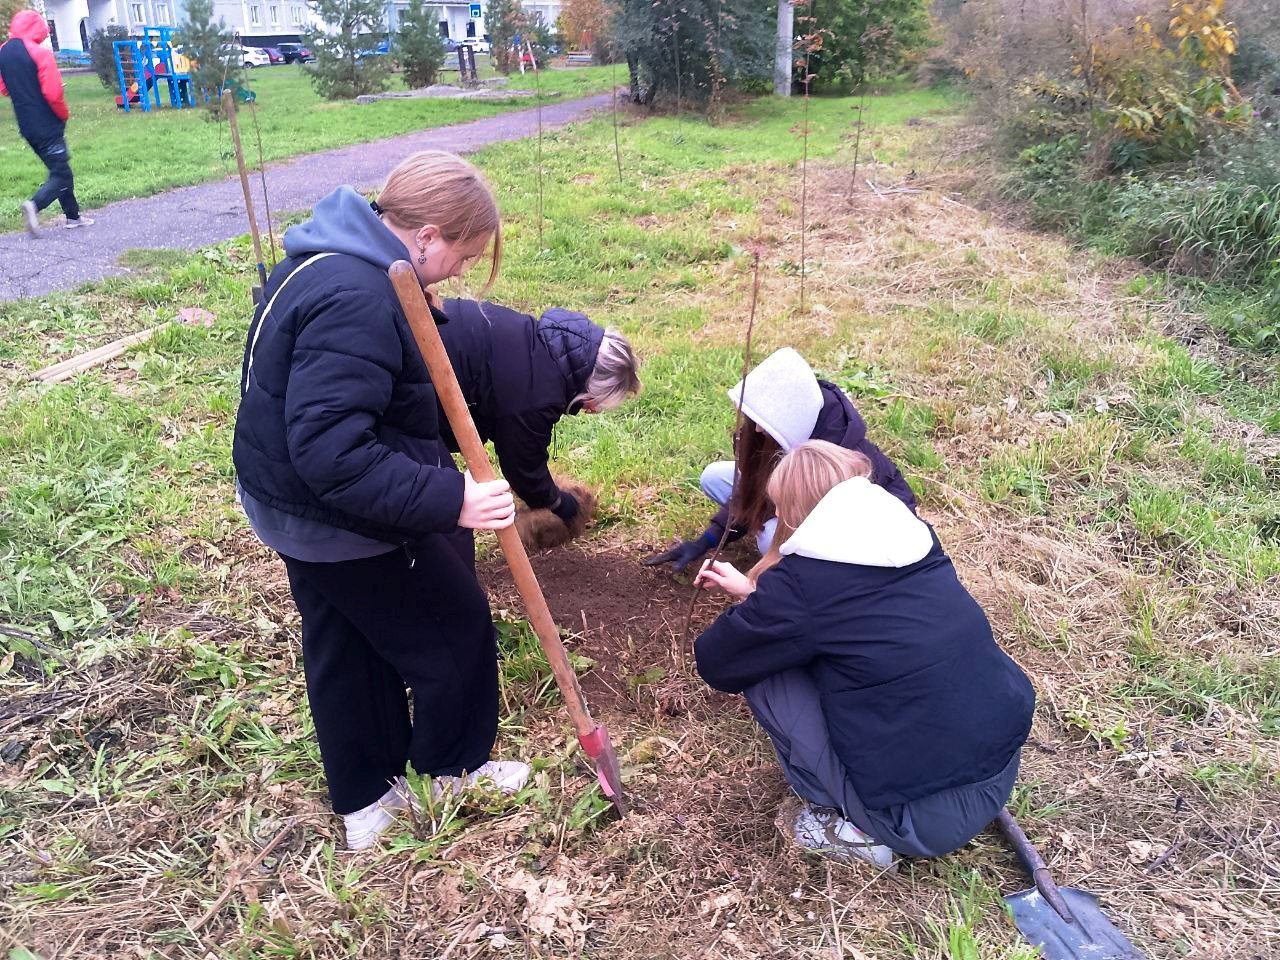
[389,262,627,816]
[995,809,1144,959]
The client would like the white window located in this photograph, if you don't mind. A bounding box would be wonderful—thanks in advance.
[249,4,261,24]
[130,2,144,22]
[154,1,169,23]
[293,5,304,23]
[269,5,278,23]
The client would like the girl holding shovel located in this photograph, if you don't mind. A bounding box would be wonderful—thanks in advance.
[692,440,1034,865]
[233,151,529,850]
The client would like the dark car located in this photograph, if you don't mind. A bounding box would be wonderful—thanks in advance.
[262,46,285,64]
[276,42,314,63]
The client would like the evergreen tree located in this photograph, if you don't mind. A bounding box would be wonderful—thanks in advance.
[305,0,392,99]
[177,0,242,114]
[484,0,525,74]
[396,0,446,87]
[89,25,131,91]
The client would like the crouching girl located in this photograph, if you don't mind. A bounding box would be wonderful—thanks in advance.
[646,347,914,574]
[694,441,1034,865]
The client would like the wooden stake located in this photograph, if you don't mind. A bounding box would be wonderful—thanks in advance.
[248,94,278,269]
[222,90,268,301]
[529,40,544,251]
[798,1,813,315]
[611,57,623,183]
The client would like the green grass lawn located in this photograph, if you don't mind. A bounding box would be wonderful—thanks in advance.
[0,62,619,232]
[1,85,1277,958]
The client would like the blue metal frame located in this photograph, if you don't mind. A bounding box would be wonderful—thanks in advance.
[115,26,194,113]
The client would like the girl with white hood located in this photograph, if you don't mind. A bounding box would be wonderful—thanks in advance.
[646,347,915,573]
[694,441,1035,865]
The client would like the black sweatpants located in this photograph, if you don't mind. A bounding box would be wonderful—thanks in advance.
[282,538,498,815]
[27,135,79,220]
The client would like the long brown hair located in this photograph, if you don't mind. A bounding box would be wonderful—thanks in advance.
[729,416,782,536]
[747,440,873,582]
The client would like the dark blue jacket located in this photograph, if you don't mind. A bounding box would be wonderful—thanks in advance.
[0,13,69,145]
[439,298,602,509]
[696,480,1033,809]
[232,187,464,543]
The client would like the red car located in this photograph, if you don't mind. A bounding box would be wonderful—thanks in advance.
[261,47,285,64]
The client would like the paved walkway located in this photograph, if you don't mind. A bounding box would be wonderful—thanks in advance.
[0,92,613,301]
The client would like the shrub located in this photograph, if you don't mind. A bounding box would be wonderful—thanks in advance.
[89,25,131,91]
[395,0,446,88]
[613,0,772,105]
[305,0,392,99]
[805,0,932,90]
[1114,174,1280,281]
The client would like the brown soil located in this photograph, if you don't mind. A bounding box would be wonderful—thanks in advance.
[479,540,753,721]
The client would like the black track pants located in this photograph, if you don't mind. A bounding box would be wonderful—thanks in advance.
[281,539,498,815]
[28,135,79,220]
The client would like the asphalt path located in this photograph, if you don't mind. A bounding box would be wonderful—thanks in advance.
[0,91,612,301]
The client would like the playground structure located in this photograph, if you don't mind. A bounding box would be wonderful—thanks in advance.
[114,26,255,113]
[114,26,190,112]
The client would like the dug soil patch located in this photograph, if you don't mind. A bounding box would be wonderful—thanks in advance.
[479,541,749,720]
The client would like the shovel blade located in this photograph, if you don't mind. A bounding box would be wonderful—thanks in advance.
[578,724,627,816]
[1005,887,1145,960]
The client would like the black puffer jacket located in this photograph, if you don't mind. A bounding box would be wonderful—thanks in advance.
[439,299,603,509]
[233,187,464,542]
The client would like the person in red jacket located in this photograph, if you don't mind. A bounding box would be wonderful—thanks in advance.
[0,10,92,235]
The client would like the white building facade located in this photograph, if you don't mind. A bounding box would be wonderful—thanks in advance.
[37,0,561,52]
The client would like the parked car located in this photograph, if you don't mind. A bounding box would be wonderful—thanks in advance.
[443,38,460,53]
[356,38,390,60]
[261,46,285,64]
[461,38,491,54]
[276,41,314,63]
[221,43,271,68]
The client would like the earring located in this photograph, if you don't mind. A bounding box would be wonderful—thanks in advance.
[417,251,427,264]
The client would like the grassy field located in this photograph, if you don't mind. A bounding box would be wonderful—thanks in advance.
[1,85,1278,958]
[0,62,619,233]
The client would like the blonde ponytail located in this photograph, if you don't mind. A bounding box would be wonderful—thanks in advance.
[376,150,503,294]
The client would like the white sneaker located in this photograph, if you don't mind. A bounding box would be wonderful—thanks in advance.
[343,779,417,851]
[21,201,39,236]
[64,216,94,229]
[431,760,531,799]
[792,801,896,868]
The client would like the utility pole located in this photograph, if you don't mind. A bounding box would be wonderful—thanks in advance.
[774,0,792,96]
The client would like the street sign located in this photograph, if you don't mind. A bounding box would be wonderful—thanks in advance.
[469,3,481,19]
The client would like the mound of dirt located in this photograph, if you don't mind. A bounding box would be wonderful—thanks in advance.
[479,542,748,719]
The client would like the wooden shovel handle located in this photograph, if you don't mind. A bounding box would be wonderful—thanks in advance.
[995,808,1077,924]
[389,262,597,739]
